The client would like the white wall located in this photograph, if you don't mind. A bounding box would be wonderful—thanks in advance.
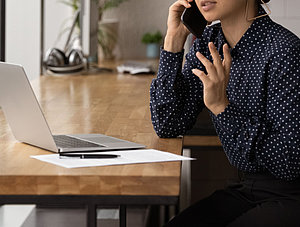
[5,0,73,81]
[268,0,300,37]
[5,0,41,81]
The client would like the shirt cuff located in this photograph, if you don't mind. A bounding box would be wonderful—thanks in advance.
[213,102,263,162]
[214,103,244,133]
[157,47,185,79]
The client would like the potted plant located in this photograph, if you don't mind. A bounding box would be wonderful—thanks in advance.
[60,0,128,59]
[141,31,163,59]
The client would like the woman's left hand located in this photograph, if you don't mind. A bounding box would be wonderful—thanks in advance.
[192,42,232,116]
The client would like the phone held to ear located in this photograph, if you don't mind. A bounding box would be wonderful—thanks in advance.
[181,1,207,38]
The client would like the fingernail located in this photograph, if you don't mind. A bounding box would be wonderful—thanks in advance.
[209,42,215,49]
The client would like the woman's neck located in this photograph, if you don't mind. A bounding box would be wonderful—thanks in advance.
[221,3,258,48]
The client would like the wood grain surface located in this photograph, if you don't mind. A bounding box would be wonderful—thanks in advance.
[0,70,182,196]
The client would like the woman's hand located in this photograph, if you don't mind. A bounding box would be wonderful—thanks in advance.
[164,0,193,53]
[192,42,232,116]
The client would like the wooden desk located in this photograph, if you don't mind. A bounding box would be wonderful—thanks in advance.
[0,71,182,226]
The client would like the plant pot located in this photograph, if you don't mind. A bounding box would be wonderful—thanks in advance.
[146,43,159,59]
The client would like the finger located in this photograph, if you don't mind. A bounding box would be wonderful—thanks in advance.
[169,0,191,12]
[196,52,217,76]
[222,44,232,75]
[176,0,192,8]
[192,68,209,84]
[208,42,223,74]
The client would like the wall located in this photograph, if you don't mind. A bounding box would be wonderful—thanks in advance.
[102,0,173,59]
[5,0,73,81]
[5,0,41,81]
[268,0,300,37]
[103,0,300,60]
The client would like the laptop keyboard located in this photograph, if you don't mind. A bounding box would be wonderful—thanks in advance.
[53,135,104,148]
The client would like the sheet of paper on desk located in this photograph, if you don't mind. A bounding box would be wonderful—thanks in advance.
[31,149,195,168]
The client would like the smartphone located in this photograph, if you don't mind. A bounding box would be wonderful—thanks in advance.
[181,1,207,38]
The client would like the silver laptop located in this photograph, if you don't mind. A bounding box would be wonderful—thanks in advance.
[0,62,146,153]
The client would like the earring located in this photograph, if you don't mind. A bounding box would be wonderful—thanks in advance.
[247,0,271,21]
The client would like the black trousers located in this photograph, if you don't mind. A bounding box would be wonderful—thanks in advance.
[165,172,300,227]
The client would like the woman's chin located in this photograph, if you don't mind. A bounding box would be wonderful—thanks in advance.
[203,15,219,23]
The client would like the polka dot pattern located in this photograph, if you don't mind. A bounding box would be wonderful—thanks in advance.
[150,6,300,181]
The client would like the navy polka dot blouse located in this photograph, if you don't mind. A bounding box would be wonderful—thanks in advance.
[150,6,300,181]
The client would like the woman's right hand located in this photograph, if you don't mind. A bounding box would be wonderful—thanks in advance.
[164,0,193,53]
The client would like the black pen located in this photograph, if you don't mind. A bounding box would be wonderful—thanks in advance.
[59,154,120,159]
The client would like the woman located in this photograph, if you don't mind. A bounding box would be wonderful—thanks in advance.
[150,0,300,226]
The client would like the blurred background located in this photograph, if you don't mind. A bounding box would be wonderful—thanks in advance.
[1,0,300,81]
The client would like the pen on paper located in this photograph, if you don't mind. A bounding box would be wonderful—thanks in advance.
[59,154,120,159]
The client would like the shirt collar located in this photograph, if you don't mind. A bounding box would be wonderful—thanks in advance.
[217,5,272,60]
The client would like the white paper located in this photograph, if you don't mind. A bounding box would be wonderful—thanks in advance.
[31,149,195,168]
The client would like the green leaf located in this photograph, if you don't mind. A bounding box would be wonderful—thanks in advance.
[141,31,163,44]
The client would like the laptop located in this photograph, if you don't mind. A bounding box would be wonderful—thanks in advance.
[0,62,146,153]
